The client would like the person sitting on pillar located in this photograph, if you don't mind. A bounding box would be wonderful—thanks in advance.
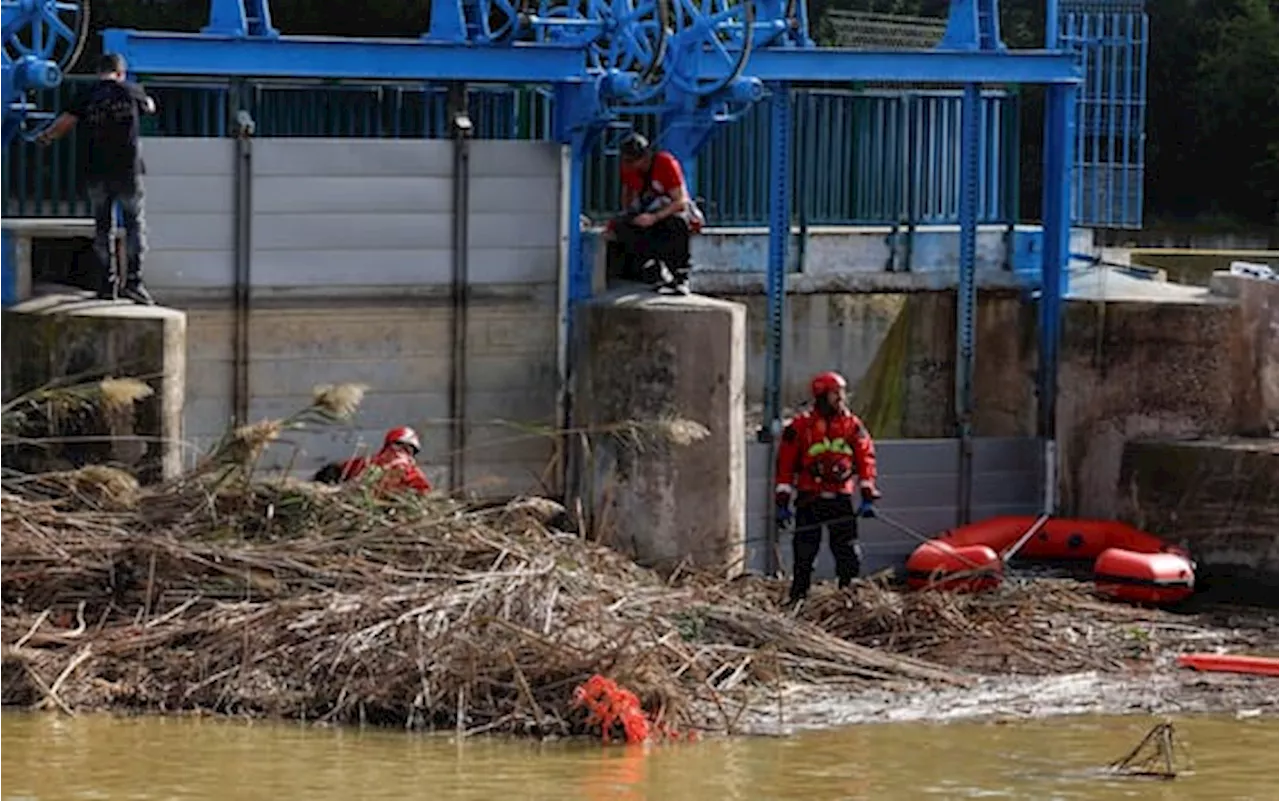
[607,132,701,296]
[313,426,433,495]
[774,371,881,606]
[37,53,158,305]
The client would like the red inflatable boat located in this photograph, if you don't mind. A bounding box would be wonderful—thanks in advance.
[905,515,1195,605]
[904,541,1003,593]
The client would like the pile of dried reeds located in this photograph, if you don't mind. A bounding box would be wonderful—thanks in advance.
[0,380,976,737]
[0,464,967,738]
[799,575,1234,675]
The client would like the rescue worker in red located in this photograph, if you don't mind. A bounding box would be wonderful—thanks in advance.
[313,426,432,495]
[774,371,881,605]
[606,132,702,296]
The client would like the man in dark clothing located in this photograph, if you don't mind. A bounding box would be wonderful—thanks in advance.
[37,54,158,305]
[606,133,701,296]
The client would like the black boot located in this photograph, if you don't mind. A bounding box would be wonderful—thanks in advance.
[657,261,691,296]
[121,281,155,306]
[96,256,119,300]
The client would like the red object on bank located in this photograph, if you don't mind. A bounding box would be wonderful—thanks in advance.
[1176,653,1280,677]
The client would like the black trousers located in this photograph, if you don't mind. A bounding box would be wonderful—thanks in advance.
[87,175,148,290]
[609,214,691,283]
[789,493,862,602]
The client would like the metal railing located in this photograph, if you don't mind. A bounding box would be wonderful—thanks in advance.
[1060,1,1149,229]
[4,77,1017,227]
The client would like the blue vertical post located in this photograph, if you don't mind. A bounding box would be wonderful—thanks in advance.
[203,0,279,36]
[1,228,16,307]
[954,82,981,526]
[566,136,589,308]
[1038,83,1074,515]
[761,82,791,440]
[761,81,791,577]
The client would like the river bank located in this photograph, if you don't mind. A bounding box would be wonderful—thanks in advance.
[2,466,1275,739]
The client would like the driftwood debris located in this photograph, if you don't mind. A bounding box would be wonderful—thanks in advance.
[1109,721,1185,780]
[0,475,969,738]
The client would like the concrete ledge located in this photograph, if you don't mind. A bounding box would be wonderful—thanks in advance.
[1118,437,1278,604]
[2,293,187,481]
[1,220,95,307]
[692,270,1030,295]
[0,217,94,237]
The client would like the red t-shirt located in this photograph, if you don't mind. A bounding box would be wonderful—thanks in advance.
[620,151,685,201]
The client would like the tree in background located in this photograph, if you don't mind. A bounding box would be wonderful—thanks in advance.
[1188,0,1278,224]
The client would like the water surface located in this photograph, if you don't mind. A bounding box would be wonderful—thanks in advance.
[3,712,1276,800]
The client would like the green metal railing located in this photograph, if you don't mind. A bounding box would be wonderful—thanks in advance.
[4,77,1018,226]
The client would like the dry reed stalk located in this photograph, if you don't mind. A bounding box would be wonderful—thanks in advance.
[0,475,976,736]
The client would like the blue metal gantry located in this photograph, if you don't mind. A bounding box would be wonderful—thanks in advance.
[2,0,89,305]
[98,0,1080,516]
[1,0,87,146]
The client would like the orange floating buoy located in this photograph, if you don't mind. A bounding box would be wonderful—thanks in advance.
[1176,653,1280,677]
[905,541,1003,592]
[1093,547,1195,606]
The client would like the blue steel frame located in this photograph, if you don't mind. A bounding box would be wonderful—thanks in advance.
[1059,0,1147,228]
[102,0,1081,522]
[2,0,86,305]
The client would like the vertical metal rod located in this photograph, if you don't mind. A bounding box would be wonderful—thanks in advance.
[761,81,792,576]
[1106,12,1120,228]
[1039,83,1074,515]
[554,143,572,495]
[448,83,471,494]
[1068,12,1083,222]
[954,82,981,526]
[1088,13,1101,225]
[560,131,589,497]
[565,135,590,307]
[1135,12,1149,225]
[795,94,808,274]
[231,88,253,427]
[1120,12,1134,227]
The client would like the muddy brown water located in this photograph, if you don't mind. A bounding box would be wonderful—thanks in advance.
[3,713,1277,800]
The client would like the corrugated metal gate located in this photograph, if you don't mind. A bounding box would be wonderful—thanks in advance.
[136,137,565,496]
[747,438,1043,578]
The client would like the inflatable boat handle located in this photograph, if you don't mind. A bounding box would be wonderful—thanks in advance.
[1000,513,1052,564]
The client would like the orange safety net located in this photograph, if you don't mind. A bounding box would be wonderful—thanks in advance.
[572,674,699,745]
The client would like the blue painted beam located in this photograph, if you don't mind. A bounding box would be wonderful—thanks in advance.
[1036,82,1074,514]
[761,81,791,442]
[100,30,588,82]
[738,49,1080,85]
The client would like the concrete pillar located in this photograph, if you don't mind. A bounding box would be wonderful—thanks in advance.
[2,294,187,481]
[571,287,747,576]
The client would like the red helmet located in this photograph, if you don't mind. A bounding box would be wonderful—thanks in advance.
[383,426,421,455]
[810,371,848,399]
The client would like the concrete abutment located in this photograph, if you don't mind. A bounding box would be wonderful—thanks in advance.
[569,287,747,577]
[1,295,187,481]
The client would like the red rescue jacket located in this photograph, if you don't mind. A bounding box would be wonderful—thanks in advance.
[775,408,879,497]
[340,447,432,494]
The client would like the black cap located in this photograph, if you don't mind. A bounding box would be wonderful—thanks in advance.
[619,132,650,162]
